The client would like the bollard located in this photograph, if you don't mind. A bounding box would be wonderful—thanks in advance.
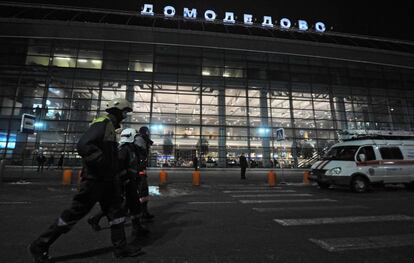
[77,169,83,187]
[192,170,201,186]
[0,159,5,185]
[62,169,72,185]
[159,169,168,185]
[267,170,277,187]
[303,170,310,185]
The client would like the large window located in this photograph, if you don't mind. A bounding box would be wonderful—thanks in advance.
[1,37,412,168]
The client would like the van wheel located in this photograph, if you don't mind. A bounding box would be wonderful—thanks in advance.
[351,176,369,193]
[317,181,330,189]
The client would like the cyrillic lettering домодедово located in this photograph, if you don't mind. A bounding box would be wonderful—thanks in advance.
[244,14,253,25]
[141,4,154,16]
[298,20,309,31]
[204,10,217,21]
[183,8,197,19]
[223,12,236,24]
[139,4,327,33]
[164,6,175,17]
[280,18,291,29]
[262,16,274,27]
[315,22,326,32]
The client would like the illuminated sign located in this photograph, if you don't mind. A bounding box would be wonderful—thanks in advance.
[276,128,285,141]
[0,133,16,149]
[20,114,36,133]
[140,4,327,33]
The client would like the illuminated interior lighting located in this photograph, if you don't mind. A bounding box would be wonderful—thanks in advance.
[55,57,70,60]
[202,71,211,76]
[77,59,88,63]
[34,122,44,128]
[91,60,102,64]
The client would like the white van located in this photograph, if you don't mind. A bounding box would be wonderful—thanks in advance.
[309,130,414,192]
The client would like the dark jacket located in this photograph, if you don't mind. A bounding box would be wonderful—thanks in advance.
[239,155,248,168]
[118,143,139,182]
[192,157,198,169]
[134,135,151,171]
[77,114,119,180]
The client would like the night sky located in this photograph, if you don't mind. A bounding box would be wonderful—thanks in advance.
[9,0,414,41]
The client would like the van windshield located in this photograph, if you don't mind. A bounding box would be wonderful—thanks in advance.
[323,146,359,161]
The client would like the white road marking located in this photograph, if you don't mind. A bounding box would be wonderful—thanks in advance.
[309,234,414,252]
[253,205,366,212]
[217,186,282,190]
[188,201,237,205]
[223,190,296,194]
[0,201,31,205]
[274,214,414,226]
[240,199,337,204]
[232,194,313,198]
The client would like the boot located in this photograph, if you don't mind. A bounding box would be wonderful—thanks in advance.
[113,244,142,258]
[28,242,52,263]
[111,222,142,258]
[141,202,154,221]
[29,220,66,263]
[87,213,103,231]
[131,218,150,239]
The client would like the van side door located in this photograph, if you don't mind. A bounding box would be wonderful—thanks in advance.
[379,147,405,183]
[356,146,383,182]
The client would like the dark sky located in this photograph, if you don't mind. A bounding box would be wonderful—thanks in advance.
[9,0,414,41]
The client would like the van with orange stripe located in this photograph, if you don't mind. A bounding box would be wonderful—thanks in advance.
[309,130,414,192]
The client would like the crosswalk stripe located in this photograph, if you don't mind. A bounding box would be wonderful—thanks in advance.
[240,199,337,204]
[217,186,282,190]
[232,194,313,198]
[274,215,414,226]
[0,201,31,205]
[253,205,366,212]
[309,234,414,252]
[223,190,296,194]
[188,201,237,205]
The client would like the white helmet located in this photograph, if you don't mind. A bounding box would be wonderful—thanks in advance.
[119,128,138,144]
[105,98,132,112]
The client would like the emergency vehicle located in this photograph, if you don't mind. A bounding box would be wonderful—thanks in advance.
[309,130,414,192]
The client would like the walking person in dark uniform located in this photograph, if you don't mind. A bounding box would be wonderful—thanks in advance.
[135,126,154,221]
[57,154,64,170]
[193,156,199,171]
[239,153,248,180]
[87,128,149,239]
[36,153,46,173]
[29,98,141,263]
[46,155,54,170]
[118,128,150,238]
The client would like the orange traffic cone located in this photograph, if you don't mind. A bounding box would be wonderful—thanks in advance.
[62,169,72,185]
[267,170,277,187]
[159,169,168,185]
[303,170,310,185]
[192,170,201,186]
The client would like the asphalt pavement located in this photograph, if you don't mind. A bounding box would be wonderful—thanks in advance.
[1,167,414,263]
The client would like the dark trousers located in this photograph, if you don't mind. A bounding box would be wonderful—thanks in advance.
[241,167,246,179]
[34,179,127,250]
[138,175,150,214]
[37,163,44,172]
[125,177,142,217]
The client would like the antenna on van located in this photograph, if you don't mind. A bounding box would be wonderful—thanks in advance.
[338,129,414,141]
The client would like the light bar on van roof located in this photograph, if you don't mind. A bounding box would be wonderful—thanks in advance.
[338,129,414,141]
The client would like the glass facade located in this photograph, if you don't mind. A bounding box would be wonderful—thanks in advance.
[1,38,414,168]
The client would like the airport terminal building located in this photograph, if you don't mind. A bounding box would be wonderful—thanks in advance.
[1,2,414,168]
